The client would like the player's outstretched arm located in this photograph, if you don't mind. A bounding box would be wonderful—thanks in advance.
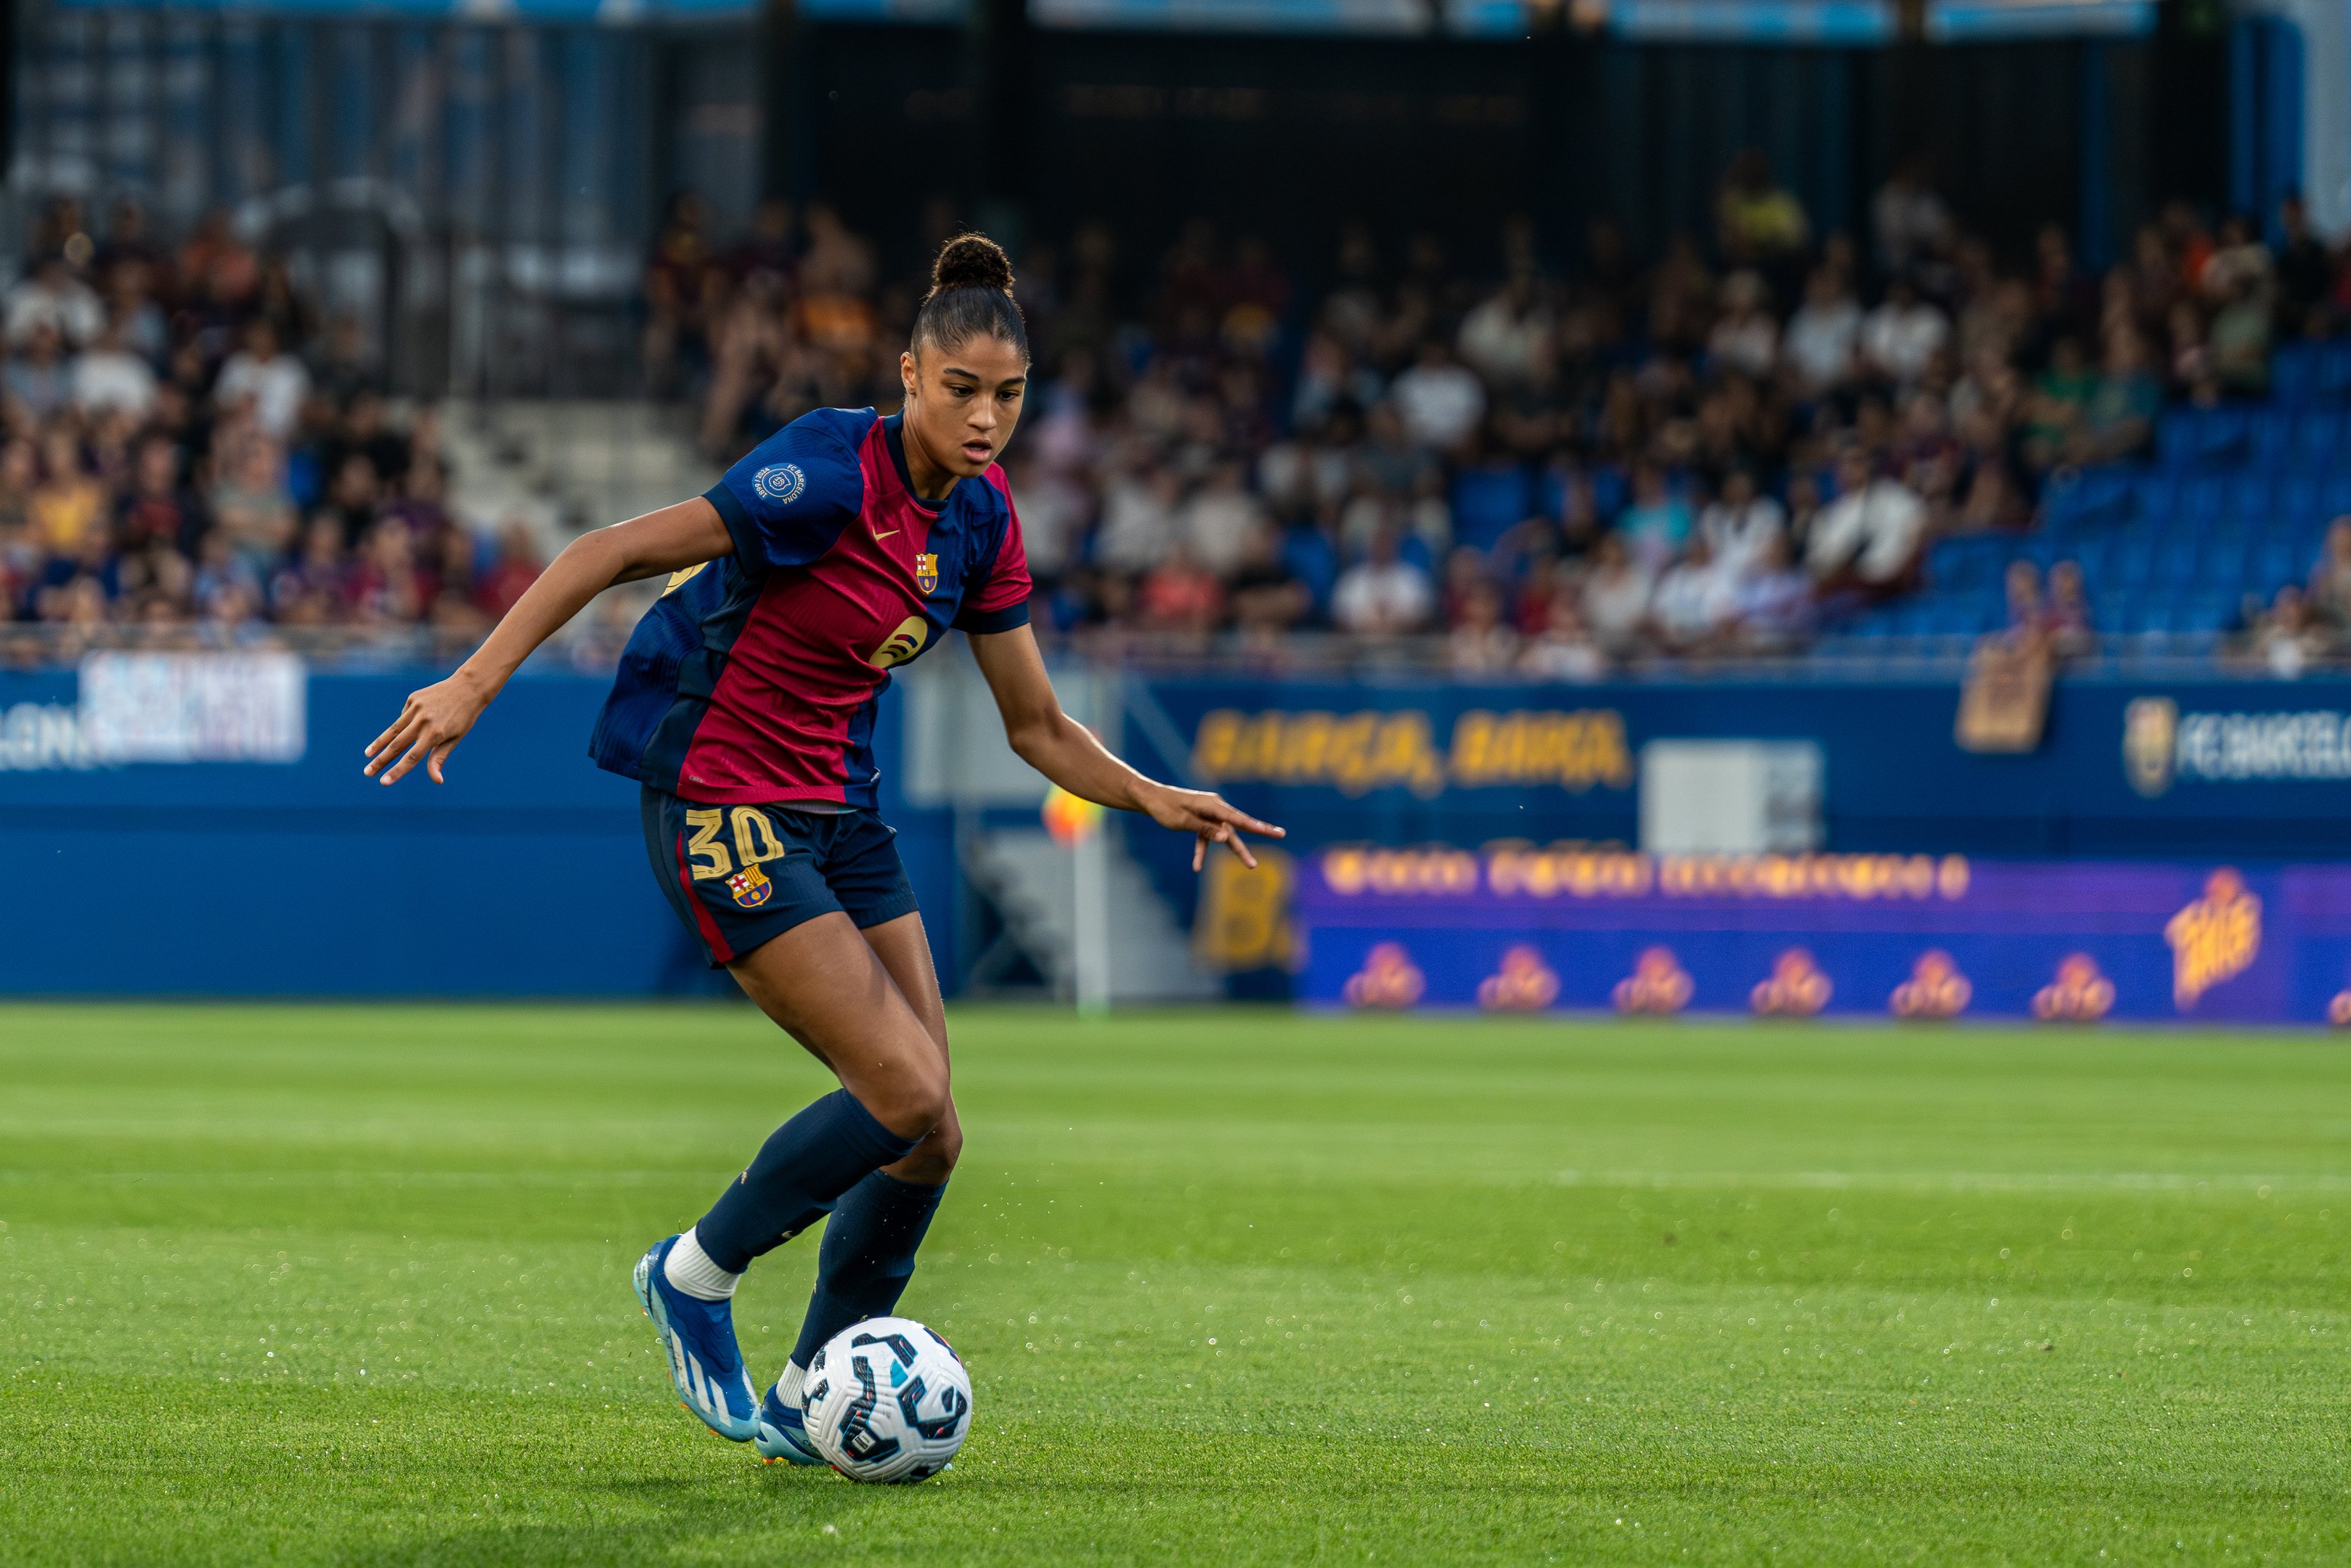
[364,497,734,786]
[966,624,1283,871]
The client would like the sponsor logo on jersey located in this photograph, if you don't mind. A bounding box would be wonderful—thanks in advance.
[867,616,929,670]
[754,463,806,505]
[726,862,773,909]
[914,552,940,594]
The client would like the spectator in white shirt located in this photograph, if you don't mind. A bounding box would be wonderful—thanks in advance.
[1518,589,1608,681]
[1176,461,1266,578]
[1389,339,1486,454]
[1705,271,1778,380]
[214,318,311,441]
[1806,449,1927,595]
[1872,159,1954,275]
[1732,533,1815,649]
[1860,277,1949,388]
[1456,273,1551,391]
[1006,457,1091,579]
[5,256,105,348]
[1445,579,1521,674]
[1781,266,1862,393]
[1650,536,1741,650]
[1093,457,1181,575]
[70,319,158,420]
[1698,465,1786,580]
[1581,532,1654,656]
[1332,523,1435,637]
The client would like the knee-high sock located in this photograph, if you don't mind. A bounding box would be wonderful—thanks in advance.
[693,1090,920,1274]
[789,1170,945,1368]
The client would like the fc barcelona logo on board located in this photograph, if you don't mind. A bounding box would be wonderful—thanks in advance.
[914,552,940,594]
[726,863,773,910]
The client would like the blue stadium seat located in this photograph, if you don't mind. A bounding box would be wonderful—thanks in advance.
[1589,465,1629,520]
[1280,525,1338,612]
[2178,474,2227,527]
[1450,465,1529,552]
[2132,473,2176,529]
[2154,411,2199,470]
[2201,537,2249,585]
[2226,475,2277,531]
[2252,409,2294,470]
[2254,538,2303,593]
[2291,409,2344,471]
[2196,405,2255,465]
[2323,473,2351,523]
[2182,597,2236,634]
[2280,473,2326,528]
[2047,467,2132,531]
[2156,538,2201,587]
[2319,341,2351,402]
[2273,341,2320,407]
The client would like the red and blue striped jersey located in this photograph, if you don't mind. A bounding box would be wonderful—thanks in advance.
[589,407,1031,808]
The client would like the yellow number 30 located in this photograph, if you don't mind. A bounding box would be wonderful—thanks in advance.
[684,807,789,881]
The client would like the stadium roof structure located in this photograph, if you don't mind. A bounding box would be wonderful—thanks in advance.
[43,0,2158,34]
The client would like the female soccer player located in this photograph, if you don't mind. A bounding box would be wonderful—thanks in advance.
[364,235,1281,1461]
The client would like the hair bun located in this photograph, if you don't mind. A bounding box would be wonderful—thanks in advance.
[932,234,1014,296]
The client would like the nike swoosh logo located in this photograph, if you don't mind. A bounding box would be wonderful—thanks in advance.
[873,530,899,540]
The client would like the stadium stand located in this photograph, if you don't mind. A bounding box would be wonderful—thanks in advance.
[2,168,2347,676]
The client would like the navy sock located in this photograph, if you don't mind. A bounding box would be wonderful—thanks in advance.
[789,1170,946,1368]
[693,1090,920,1274]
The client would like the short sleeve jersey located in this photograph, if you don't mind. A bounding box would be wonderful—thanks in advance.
[590,407,1031,808]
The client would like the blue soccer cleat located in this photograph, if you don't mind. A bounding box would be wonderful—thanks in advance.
[752,1371,825,1466]
[632,1236,759,1442]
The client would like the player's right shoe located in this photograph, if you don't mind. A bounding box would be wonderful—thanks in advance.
[632,1236,759,1442]
[752,1371,825,1466]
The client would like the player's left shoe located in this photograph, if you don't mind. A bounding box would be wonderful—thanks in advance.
[632,1236,759,1442]
[752,1371,825,1466]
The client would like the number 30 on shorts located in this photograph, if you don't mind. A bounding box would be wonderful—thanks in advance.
[683,807,789,881]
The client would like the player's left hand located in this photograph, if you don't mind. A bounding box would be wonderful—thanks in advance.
[1138,785,1285,872]
[364,671,492,785]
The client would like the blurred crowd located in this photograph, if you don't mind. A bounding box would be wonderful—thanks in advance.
[0,196,540,659]
[12,156,2351,671]
[664,155,2350,671]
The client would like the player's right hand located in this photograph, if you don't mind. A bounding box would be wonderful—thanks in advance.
[364,671,492,785]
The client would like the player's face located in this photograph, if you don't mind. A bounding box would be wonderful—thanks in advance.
[899,336,1027,479]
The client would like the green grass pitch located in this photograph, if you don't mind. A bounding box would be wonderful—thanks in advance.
[1,1004,2347,1565]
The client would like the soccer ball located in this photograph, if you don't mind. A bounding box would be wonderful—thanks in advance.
[802,1316,973,1484]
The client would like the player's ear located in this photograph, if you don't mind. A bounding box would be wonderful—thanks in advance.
[899,349,919,404]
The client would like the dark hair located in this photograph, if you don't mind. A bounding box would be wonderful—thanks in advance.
[911,234,1030,364]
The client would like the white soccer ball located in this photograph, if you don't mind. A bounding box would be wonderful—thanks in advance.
[802,1315,973,1484]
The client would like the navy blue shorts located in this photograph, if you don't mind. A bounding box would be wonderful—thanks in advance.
[641,786,921,967]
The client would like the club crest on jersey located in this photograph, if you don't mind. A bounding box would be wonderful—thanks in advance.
[725,862,773,909]
[753,463,806,505]
[914,552,940,594]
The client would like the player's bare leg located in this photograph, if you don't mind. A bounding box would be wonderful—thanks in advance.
[745,911,963,1463]
[637,912,949,1445]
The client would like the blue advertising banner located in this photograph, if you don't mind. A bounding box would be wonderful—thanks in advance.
[1130,675,2351,860]
[1295,845,2351,1025]
[0,659,946,997]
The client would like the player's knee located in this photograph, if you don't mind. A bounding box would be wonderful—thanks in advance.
[918,1118,963,1175]
[879,1066,951,1141]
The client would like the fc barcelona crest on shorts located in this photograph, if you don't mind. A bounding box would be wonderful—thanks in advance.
[726,862,773,910]
[914,552,940,594]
